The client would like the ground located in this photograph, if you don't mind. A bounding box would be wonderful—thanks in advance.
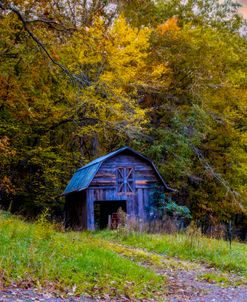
[1,213,246,301]
[0,242,246,302]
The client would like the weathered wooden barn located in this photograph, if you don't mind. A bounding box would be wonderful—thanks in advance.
[63,147,174,230]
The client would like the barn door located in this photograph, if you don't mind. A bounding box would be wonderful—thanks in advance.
[117,167,134,194]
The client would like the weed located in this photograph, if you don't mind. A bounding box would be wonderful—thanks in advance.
[199,272,247,287]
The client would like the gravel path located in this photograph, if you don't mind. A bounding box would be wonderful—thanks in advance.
[110,243,247,302]
[190,287,247,302]
[1,283,246,302]
[0,288,94,302]
[166,266,247,302]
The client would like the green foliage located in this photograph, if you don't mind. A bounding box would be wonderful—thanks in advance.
[165,202,192,219]
[0,6,150,215]
[149,188,191,219]
[140,5,247,223]
[1,211,246,299]
[199,272,231,286]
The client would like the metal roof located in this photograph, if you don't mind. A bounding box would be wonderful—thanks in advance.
[63,146,175,195]
[77,147,129,170]
[63,162,101,195]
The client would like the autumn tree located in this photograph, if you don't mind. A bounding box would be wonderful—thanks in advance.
[0,1,154,215]
[121,2,247,225]
[0,0,246,232]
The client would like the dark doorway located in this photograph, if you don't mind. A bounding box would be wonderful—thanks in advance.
[94,200,126,229]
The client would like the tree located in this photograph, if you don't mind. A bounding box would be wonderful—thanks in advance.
[135,7,247,224]
[0,3,154,215]
[0,0,246,230]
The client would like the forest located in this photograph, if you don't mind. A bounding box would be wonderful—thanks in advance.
[0,0,247,233]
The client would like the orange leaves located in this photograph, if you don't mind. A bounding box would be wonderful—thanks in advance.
[157,17,180,35]
[0,136,16,157]
[51,50,61,61]
[0,176,15,194]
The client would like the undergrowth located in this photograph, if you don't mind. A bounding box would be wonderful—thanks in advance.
[0,211,164,300]
[1,210,247,300]
[95,229,247,276]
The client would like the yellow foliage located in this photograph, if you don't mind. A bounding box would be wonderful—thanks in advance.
[102,16,151,84]
[60,15,152,139]
[151,64,169,79]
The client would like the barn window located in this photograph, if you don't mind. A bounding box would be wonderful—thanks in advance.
[117,167,134,194]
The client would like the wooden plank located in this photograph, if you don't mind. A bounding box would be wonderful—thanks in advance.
[135,168,153,171]
[143,188,151,221]
[90,180,116,186]
[136,180,157,185]
[104,189,114,200]
[85,152,167,229]
[93,173,116,178]
[136,172,158,177]
[90,186,115,190]
[137,189,144,219]
[87,189,95,230]
[135,176,158,182]
[101,155,148,166]
[125,198,131,215]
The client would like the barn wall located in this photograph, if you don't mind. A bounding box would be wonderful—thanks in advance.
[86,152,164,230]
[90,153,161,188]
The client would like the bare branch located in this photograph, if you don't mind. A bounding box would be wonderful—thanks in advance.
[25,18,77,33]
[190,143,244,210]
[0,1,89,86]
[25,18,59,25]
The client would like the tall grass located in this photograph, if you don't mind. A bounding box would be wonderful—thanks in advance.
[0,212,164,299]
[95,229,247,276]
[1,210,246,299]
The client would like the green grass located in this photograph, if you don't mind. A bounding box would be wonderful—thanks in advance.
[94,230,247,276]
[1,211,247,299]
[199,272,231,286]
[0,212,165,299]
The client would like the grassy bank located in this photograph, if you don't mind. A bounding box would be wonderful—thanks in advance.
[95,230,247,276]
[1,211,247,299]
[0,212,164,299]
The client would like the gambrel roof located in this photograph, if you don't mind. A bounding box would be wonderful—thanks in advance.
[63,146,174,195]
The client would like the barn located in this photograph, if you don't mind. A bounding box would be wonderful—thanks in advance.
[63,146,174,230]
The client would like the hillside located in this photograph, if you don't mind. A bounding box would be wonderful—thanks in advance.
[0,212,246,301]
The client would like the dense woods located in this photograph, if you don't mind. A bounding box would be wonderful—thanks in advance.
[0,0,246,232]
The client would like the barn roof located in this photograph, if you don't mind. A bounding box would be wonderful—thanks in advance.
[63,146,174,195]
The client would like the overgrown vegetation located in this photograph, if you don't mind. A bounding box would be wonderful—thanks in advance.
[0,0,246,232]
[95,229,247,276]
[148,189,192,220]
[0,211,247,298]
[0,211,165,299]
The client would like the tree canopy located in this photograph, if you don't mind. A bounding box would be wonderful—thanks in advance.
[0,0,246,229]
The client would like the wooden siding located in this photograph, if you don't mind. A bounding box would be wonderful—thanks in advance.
[86,153,164,229]
[90,154,161,188]
[65,151,166,230]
